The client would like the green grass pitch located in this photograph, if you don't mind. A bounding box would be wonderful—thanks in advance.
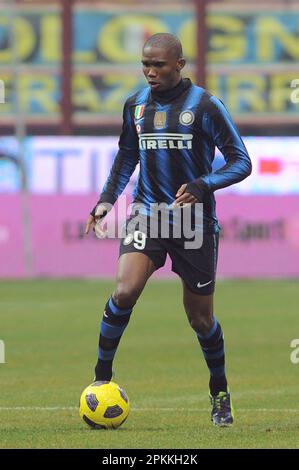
[0,278,299,449]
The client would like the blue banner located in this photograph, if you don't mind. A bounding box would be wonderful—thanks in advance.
[0,5,298,124]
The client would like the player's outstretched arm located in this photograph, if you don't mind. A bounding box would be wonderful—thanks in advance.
[86,97,139,238]
[97,100,139,207]
[85,98,139,238]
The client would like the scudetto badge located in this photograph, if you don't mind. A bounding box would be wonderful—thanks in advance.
[134,105,145,120]
[179,110,195,126]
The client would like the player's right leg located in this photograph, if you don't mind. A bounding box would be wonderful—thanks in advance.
[94,252,156,381]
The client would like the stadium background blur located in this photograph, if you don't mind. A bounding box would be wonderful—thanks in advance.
[1,0,299,278]
[0,0,299,450]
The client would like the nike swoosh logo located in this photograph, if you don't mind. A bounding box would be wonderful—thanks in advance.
[103,311,108,318]
[197,280,212,288]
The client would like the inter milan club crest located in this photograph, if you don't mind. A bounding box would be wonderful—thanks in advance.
[134,105,145,121]
[179,110,195,126]
[154,111,167,129]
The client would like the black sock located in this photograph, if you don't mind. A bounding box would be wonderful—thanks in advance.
[94,297,133,381]
[195,317,228,396]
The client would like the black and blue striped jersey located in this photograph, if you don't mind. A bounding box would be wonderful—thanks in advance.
[99,78,252,233]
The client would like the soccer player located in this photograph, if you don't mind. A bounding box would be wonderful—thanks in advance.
[85,33,252,427]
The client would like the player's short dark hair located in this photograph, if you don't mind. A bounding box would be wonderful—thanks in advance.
[143,33,183,60]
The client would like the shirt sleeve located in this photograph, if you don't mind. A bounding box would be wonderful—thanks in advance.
[186,95,252,199]
[99,99,139,205]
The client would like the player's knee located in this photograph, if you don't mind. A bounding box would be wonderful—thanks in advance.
[113,283,140,309]
[188,313,214,336]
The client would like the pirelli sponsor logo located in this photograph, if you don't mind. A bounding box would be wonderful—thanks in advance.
[139,133,193,150]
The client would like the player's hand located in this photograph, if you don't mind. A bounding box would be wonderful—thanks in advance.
[85,204,108,238]
[173,184,198,208]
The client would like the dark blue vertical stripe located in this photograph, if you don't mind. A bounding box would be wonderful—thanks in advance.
[154,102,174,203]
[177,86,206,182]
[133,87,152,204]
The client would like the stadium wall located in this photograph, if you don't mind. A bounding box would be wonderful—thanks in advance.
[1,194,299,279]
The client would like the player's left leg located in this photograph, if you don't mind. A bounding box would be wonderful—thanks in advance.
[182,285,227,394]
[182,282,234,426]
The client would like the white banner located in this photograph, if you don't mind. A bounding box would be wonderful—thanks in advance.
[0,136,299,194]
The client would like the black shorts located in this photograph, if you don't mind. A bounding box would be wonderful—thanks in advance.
[119,223,219,296]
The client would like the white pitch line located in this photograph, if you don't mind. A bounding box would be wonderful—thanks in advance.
[135,408,299,413]
[0,407,298,413]
[0,407,77,411]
